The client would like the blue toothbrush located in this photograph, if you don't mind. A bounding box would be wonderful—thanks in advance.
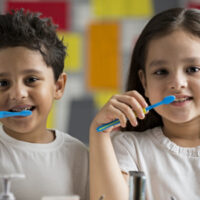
[0,110,32,118]
[96,95,175,132]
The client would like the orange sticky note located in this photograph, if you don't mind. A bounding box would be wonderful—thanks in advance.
[87,22,121,90]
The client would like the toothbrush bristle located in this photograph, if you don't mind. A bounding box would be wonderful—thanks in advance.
[20,110,32,116]
[163,95,175,104]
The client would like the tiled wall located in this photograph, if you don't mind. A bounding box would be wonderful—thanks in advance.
[0,0,194,144]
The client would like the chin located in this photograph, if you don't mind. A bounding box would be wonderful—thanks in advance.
[4,123,34,134]
[168,116,194,124]
[163,113,190,123]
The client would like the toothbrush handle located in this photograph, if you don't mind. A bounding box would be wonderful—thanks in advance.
[96,95,175,133]
[145,101,162,111]
[96,119,120,132]
[96,108,146,132]
[0,111,16,118]
[0,111,32,118]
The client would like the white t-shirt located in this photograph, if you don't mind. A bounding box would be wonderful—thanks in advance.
[111,127,200,200]
[0,125,89,200]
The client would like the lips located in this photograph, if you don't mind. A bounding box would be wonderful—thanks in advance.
[8,105,35,112]
[173,95,193,103]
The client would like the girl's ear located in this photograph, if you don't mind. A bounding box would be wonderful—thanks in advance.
[54,72,67,100]
[138,69,149,97]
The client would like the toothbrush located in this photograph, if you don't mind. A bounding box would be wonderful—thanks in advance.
[96,95,175,132]
[0,110,32,118]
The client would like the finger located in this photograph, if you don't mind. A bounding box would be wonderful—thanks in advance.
[111,99,138,127]
[126,90,148,108]
[104,103,128,128]
[113,94,146,120]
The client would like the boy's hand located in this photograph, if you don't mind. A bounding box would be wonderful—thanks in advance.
[91,90,148,133]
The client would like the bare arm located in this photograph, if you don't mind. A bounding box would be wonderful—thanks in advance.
[90,124,129,200]
[89,91,147,200]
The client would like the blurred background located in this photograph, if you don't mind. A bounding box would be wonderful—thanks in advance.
[0,0,198,145]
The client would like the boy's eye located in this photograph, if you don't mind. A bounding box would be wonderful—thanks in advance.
[186,66,200,73]
[153,69,168,75]
[25,77,39,84]
[0,80,9,87]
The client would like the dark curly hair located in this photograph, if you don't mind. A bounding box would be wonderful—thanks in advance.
[0,9,66,81]
[123,7,200,132]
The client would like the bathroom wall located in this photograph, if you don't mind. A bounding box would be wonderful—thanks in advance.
[0,0,196,145]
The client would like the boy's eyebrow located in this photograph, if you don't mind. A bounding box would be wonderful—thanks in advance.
[0,72,9,77]
[21,69,43,74]
[0,69,43,77]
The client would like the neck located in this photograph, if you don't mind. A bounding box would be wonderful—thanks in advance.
[162,118,200,147]
[3,126,55,143]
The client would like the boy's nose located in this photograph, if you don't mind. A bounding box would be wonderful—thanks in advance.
[9,84,28,100]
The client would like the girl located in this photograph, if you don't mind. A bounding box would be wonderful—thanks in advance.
[90,8,200,200]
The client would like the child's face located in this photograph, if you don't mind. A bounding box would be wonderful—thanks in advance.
[0,46,66,136]
[139,29,200,124]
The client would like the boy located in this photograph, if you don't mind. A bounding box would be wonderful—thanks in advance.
[0,9,88,200]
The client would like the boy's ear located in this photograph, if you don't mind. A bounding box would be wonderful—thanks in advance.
[138,69,149,98]
[54,72,67,100]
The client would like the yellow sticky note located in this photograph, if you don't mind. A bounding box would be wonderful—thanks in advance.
[130,0,154,16]
[87,22,121,90]
[91,0,153,18]
[57,32,82,72]
[46,103,55,129]
[93,90,118,109]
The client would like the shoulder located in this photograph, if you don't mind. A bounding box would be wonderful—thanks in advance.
[110,127,163,172]
[54,129,89,154]
[111,126,162,147]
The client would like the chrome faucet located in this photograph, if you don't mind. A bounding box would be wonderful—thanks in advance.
[129,171,146,200]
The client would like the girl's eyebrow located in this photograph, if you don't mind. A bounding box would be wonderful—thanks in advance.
[181,57,200,63]
[148,60,168,68]
[149,57,200,68]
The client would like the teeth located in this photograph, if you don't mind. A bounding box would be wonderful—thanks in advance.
[174,98,189,102]
[11,107,32,112]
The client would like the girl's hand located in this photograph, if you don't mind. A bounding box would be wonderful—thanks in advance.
[91,90,148,133]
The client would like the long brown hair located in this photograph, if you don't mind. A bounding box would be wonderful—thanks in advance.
[123,7,200,131]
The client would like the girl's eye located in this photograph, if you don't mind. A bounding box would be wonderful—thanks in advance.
[153,69,168,75]
[186,66,200,73]
[25,77,39,84]
[0,80,9,87]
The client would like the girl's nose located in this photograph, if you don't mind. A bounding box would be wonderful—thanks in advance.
[9,83,28,100]
[168,73,188,90]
